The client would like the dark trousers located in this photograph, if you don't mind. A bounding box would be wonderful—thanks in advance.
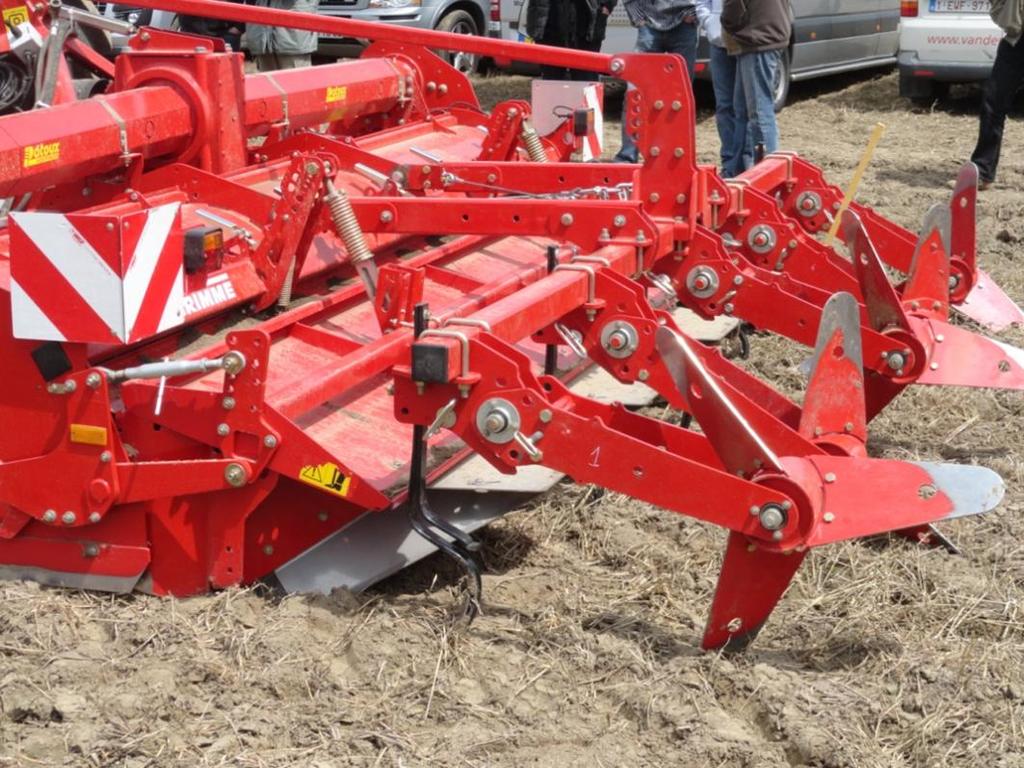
[971,37,1024,183]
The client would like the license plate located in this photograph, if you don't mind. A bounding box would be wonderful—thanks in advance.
[929,0,990,12]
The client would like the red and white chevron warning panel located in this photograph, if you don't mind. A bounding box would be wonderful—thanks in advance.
[9,203,184,344]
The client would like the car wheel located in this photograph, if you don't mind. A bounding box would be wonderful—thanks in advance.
[909,80,951,107]
[772,49,791,112]
[435,10,479,75]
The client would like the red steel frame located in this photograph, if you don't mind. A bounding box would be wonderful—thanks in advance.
[0,0,1015,650]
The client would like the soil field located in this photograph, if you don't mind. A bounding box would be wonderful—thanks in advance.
[2,69,1024,768]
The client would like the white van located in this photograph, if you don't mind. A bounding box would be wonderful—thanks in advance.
[898,0,1001,103]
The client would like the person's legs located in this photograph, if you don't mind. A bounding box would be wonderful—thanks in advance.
[709,44,739,177]
[661,20,698,80]
[731,55,751,173]
[276,53,312,69]
[738,49,780,159]
[614,25,655,163]
[971,39,1024,184]
[255,52,280,72]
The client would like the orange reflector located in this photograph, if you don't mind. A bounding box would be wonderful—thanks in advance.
[70,424,108,446]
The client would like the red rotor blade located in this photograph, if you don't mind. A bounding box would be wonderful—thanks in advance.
[956,268,1024,332]
[702,531,806,650]
[902,204,951,321]
[799,455,1003,548]
[949,161,977,277]
[798,292,867,445]
[843,209,911,333]
[655,327,818,477]
[911,316,1024,390]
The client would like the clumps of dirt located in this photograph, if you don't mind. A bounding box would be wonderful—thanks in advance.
[3,70,1024,767]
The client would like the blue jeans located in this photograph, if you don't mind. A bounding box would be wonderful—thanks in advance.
[732,49,780,174]
[709,44,742,178]
[614,21,698,163]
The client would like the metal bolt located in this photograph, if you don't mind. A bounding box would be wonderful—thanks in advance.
[781,501,792,511]
[844,422,853,432]
[222,351,246,375]
[263,544,274,556]
[749,505,760,516]
[610,58,624,73]
[83,543,100,557]
[305,162,319,176]
[649,146,660,157]
[758,504,787,531]
[88,512,101,523]
[824,472,837,484]
[484,411,509,435]
[637,369,650,382]
[85,372,102,389]
[62,511,76,525]
[222,396,237,410]
[105,222,114,232]
[63,379,77,393]
[936,334,945,343]
[438,84,448,95]
[886,352,906,371]
[671,100,681,111]
[673,147,684,158]
[263,435,278,449]
[823,512,835,523]
[560,213,574,226]
[613,215,626,227]
[676,194,686,204]
[649,192,660,203]
[814,426,823,437]
[653,99,664,110]
[487,173,497,183]
[42,510,57,523]
[100,451,112,463]
[379,210,394,224]
[733,275,744,286]
[317,511,329,522]
[724,303,735,315]
[930,362,939,370]
[539,409,553,423]
[217,423,231,437]
[772,531,784,541]
[224,463,246,488]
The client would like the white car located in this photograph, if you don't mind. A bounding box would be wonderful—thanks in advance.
[898,0,1001,102]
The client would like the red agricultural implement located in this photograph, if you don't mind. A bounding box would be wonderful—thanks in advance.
[0,0,1017,649]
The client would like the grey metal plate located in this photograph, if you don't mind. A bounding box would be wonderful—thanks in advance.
[272,490,529,594]
[671,307,740,342]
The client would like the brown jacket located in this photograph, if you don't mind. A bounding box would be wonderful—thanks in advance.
[721,0,792,53]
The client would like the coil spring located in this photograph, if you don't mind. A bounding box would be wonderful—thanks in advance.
[520,122,548,163]
[325,181,373,264]
[277,258,296,308]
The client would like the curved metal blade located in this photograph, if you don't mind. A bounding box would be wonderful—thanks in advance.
[800,292,866,442]
[956,268,1024,332]
[802,455,1003,547]
[910,460,1005,520]
[912,316,1024,390]
[949,161,977,274]
[656,326,784,476]
[806,291,863,375]
[903,203,951,318]
[702,532,807,651]
[843,209,909,333]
